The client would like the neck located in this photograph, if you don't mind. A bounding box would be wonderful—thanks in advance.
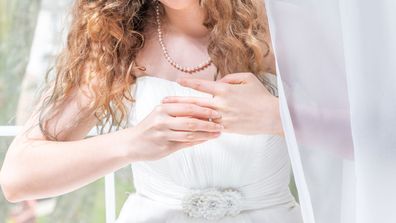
[161,3,209,38]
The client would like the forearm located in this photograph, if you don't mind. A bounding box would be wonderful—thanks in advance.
[0,129,133,202]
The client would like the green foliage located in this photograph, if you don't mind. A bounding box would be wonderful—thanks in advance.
[0,0,42,220]
[0,0,41,124]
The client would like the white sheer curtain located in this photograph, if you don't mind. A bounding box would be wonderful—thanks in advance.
[264,0,396,223]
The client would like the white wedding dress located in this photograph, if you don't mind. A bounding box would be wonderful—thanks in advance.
[116,75,303,223]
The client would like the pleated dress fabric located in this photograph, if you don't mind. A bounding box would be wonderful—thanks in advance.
[115,76,303,223]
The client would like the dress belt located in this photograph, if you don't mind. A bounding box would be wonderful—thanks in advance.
[133,172,297,221]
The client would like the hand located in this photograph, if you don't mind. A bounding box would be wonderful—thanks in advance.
[124,103,224,161]
[162,73,283,135]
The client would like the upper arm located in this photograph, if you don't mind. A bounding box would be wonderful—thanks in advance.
[16,81,99,144]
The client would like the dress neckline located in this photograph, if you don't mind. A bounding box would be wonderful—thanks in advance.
[133,75,214,98]
[135,75,181,85]
[135,74,220,85]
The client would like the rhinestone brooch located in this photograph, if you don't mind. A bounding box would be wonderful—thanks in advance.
[181,188,243,221]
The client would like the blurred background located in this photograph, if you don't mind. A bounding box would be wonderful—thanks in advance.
[0,0,298,222]
[0,0,134,222]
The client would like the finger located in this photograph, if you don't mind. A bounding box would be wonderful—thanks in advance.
[177,77,227,95]
[219,73,253,84]
[162,96,216,109]
[162,103,221,119]
[197,116,222,124]
[168,131,221,143]
[168,117,224,132]
[176,139,207,149]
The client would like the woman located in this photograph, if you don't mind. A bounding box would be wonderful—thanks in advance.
[0,0,303,222]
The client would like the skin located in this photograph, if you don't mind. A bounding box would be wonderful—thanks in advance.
[163,73,284,135]
[0,0,282,203]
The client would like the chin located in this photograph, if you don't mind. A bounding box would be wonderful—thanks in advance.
[159,0,198,10]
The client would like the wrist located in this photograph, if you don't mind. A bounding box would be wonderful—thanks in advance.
[114,127,142,163]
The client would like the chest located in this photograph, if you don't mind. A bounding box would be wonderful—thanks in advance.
[133,30,217,81]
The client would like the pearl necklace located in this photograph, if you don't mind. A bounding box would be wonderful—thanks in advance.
[155,3,213,74]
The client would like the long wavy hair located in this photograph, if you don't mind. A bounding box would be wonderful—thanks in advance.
[37,0,274,140]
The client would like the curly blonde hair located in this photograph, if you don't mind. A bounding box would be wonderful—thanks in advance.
[38,0,273,140]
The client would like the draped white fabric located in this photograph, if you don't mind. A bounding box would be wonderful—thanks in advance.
[264,0,396,223]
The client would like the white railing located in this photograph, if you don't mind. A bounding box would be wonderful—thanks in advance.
[0,125,116,223]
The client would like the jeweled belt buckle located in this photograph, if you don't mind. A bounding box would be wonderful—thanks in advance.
[181,188,243,221]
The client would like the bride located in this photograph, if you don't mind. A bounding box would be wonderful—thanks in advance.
[0,0,303,222]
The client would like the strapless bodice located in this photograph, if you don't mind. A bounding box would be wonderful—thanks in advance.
[116,75,302,223]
